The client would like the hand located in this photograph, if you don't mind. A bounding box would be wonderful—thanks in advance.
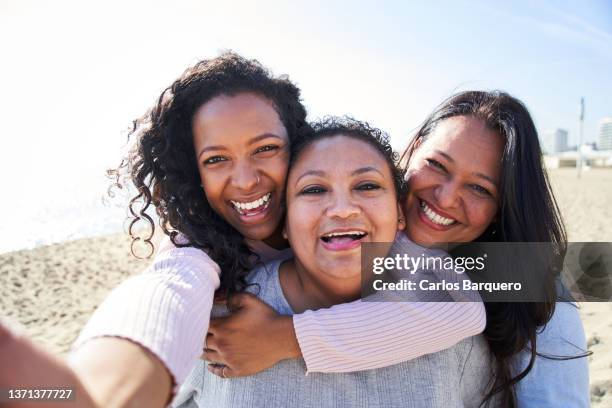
[202,293,300,378]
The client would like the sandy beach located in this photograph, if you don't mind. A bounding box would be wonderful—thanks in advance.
[549,168,612,408]
[1,167,611,406]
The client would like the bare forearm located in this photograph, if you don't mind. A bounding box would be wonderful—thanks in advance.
[0,325,97,408]
[68,338,172,408]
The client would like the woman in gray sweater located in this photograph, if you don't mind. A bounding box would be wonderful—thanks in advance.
[173,118,496,408]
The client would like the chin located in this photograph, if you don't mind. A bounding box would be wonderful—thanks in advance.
[322,261,362,280]
[407,229,439,247]
[240,225,276,241]
[328,270,361,279]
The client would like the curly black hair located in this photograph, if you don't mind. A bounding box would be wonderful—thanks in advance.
[109,52,308,296]
[290,116,406,199]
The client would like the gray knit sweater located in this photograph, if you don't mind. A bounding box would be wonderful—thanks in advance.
[172,259,497,408]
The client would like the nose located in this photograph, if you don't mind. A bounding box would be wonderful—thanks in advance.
[230,160,259,191]
[434,181,461,209]
[326,191,360,219]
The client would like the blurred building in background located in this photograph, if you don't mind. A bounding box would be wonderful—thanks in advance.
[541,128,569,154]
[599,118,612,151]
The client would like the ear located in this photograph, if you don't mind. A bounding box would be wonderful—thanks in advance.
[397,203,406,231]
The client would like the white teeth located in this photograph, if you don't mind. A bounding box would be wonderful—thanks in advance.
[231,193,271,213]
[322,231,366,238]
[420,201,456,226]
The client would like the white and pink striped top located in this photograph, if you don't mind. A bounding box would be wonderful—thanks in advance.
[72,233,486,386]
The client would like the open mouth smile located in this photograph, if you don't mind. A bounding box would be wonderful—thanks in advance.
[320,229,368,251]
[419,199,458,227]
[230,193,272,217]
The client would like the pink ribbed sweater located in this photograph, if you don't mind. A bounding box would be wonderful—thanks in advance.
[72,234,485,385]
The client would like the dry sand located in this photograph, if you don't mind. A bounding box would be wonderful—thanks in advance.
[0,234,150,355]
[549,168,612,408]
[0,167,611,406]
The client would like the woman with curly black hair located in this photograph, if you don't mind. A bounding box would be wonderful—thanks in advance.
[67,53,485,408]
[68,52,309,407]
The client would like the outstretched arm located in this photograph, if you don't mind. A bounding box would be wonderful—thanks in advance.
[68,337,172,408]
[68,244,220,407]
[0,322,97,408]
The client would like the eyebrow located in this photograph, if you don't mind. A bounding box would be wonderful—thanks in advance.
[197,133,283,160]
[474,172,498,186]
[295,166,384,184]
[435,150,497,186]
[435,149,455,163]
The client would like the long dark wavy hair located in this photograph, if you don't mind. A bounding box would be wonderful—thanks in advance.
[401,91,568,406]
[109,52,308,296]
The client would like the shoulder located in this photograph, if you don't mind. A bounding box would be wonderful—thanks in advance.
[514,302,589,407]
[537,302,587,354]
[244,259,294,315]
[244,259,284,293]
[147,238,221,286]
[457,335,492,375]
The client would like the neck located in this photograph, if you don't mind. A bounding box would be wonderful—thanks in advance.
[262,224,290,250]
[279,259,361,314]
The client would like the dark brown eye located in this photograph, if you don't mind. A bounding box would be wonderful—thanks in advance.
[356,183,380,191]
[203,156,227,165]
[300,185,326,195]
[254,145,279,154]
[469,184,492,197]
[426,159,446,172]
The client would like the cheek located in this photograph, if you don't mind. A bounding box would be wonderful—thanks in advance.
[370,198,399,235]
[465,198,498,230]
[286,202,319,242]
[407,166,440,193]
[404,171,431,210]
[263,154,290,187]
[200,170,225,202]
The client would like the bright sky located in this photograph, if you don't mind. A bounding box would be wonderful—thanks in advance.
[0,0,611,243]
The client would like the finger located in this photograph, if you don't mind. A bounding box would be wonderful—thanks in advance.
[226,292,258,311]
[207,364,234,379]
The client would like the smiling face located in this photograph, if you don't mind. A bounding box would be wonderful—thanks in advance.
[285,135,403,287]
[403,115,504,246]
[193,92,289,241]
